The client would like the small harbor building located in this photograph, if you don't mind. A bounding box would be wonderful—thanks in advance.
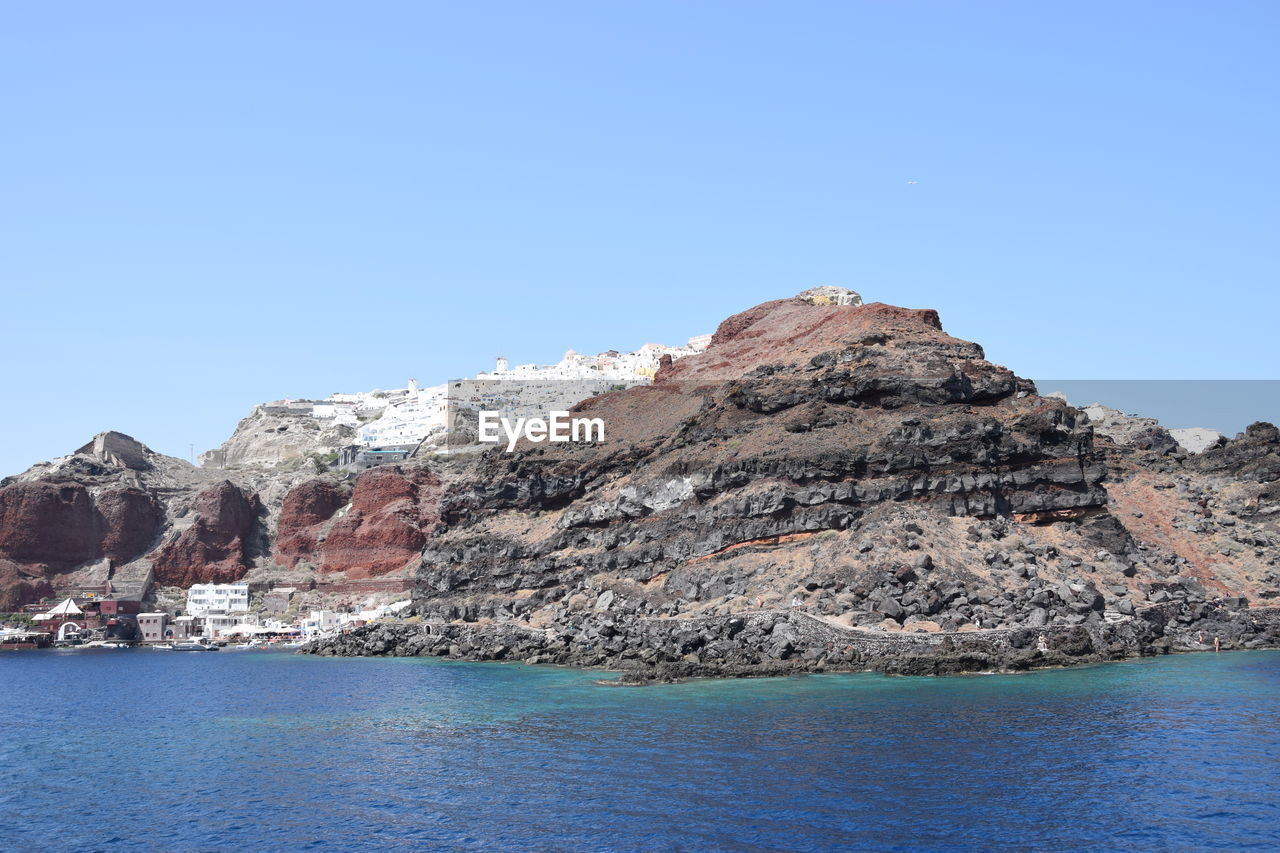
[138,613,168,643]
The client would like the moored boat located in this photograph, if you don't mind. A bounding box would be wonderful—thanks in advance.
[171,638,219,651]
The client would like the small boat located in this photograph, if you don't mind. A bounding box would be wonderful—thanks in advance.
[171,638,219,651]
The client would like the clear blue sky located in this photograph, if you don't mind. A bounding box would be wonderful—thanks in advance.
[2,1,1277,476]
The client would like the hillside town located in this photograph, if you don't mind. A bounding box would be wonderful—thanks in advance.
[0,581,412,650]
[201,335,711,472]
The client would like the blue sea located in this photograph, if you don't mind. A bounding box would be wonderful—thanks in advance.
[1,650,1278,852]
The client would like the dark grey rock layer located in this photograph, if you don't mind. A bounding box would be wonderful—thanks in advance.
[303,603,1280,684]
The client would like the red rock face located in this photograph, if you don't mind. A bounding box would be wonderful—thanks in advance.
[0,482,101,568]
[95,487,165,564]
[150,481,262,587]
[274,479,351,568]
[0,481,161,570]
[0,559,54,611]
[315,466,440,578]
[658,299,948,383]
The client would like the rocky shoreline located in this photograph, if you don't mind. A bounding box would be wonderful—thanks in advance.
[301,602,1280,684]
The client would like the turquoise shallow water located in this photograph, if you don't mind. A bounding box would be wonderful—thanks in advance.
[1,649,1278,852]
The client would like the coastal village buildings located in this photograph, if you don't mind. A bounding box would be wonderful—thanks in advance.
[204,612,247,637]
[186,583,250,616]
[199,334,710,472]
[301,610,343,639]
[13,590,416,647]
[138,613,166,642]
[182,583,253,639]
[17,595,144,644]
[0,627,51,649]
[236,335,714,470]
[4,337,710,649]
[350,339,711,451]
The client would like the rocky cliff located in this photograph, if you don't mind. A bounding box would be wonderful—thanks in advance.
[315,291,1280,678]
[4,292,1278,680]
[0,431,344,607]
[200,405,356,470]
[274,479,352,569]
[273,467,441,578]
[150,481,264,587]
[413,298,1116,625]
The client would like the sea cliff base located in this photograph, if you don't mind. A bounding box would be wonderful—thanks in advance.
[302,603,1280,684]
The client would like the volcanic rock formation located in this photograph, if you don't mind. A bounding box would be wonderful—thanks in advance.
[274,478,352,569]
[312,466,441,578]
[0,481,164,572]
[150,481,264,587]
[200,405,356,470]
[310,293,1280,677]
[4,293,1279,679]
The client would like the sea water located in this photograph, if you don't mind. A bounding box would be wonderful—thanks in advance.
[1,649,1278,851]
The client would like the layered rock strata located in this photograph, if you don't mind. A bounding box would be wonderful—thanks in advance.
[307,293,1280,678]
[4,290,1278,682]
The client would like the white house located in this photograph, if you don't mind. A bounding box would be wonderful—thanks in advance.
[186,582,250,616]
[301,610,344,639]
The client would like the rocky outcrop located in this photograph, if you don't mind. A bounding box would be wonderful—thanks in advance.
[312,467,441,578]
[1189,422,1280,482]
[0,424,437,604]
[0,482,102,568]
[1168,428,1225,454]
[305,603,1280,682]
[796,286,863,307]
[413,297,1116,630]
[1078,403,1180,455]
[96,488,167,563]
[0,436,222,603]
[322,291,1280,680]
[0,560,53,611]
[200,405,355,470]
[0,481,163,570]
[150,481,263,586]
[274,478,352,568]
[74,431,153,471]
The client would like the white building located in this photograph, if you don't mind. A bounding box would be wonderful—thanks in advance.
[474,337,709,384]
[301,610,344,639]
[137,612,167,643]
[203,612,245,638]
[186,582,250,616]
[235,332,715,458]
[356,382,449,447]
[354,337,712,451]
